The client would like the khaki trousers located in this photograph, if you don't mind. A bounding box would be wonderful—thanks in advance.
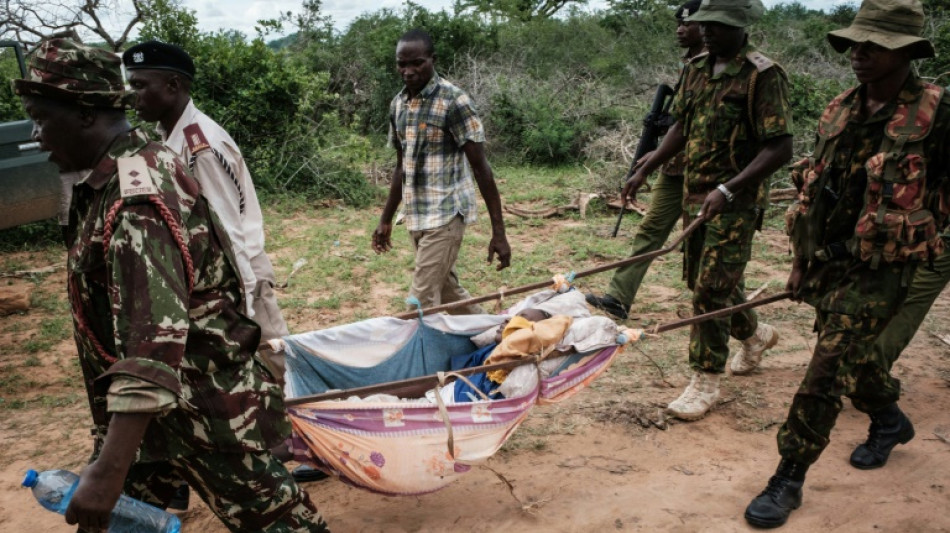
[409,215,484,315]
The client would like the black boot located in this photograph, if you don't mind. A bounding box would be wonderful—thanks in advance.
[584,293,629,319]
[850,403,915,470]
[292,464,330,483]
[744,458,807,529]
[168,483,190,511]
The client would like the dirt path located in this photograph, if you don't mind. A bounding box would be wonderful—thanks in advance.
[1,222,949,532]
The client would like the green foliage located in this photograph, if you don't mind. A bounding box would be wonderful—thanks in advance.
[457,0,588,22]
[136,0,376,205]
[920,0,950,83]
[0,45,26,122]
[299,5,499,135]
[786,71,850,152]
[0,220,61,253]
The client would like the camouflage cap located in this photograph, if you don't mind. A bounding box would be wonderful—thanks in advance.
[686,0,765,28]
[11,36,134,109]
[827,0,934,60]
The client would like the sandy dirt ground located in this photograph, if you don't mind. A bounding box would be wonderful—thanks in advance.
[1,224,949,533]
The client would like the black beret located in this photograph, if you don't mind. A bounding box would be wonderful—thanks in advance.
[676,0,703,20]
[122,40,195,80]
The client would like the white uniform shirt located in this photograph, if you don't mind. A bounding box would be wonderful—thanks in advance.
[159,99,267,313]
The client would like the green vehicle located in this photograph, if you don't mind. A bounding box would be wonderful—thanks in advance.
[0,41,60,230]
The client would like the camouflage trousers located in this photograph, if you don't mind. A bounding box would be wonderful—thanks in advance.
[124,450,329,532]
[683,208,760,372]
[777,261,914,465]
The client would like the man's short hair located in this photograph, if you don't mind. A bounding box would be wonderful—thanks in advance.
[398,29,435,56]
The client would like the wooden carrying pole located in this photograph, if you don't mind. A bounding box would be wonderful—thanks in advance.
[393,216,707,320]
[285,290,790,406]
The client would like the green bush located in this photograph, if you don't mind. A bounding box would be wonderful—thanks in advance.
[137,1,376,205]
[0,46,26,122]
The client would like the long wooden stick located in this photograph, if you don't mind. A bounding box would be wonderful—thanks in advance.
[393,216,706,320]
[286,288,788,405]
[650,291,792,334]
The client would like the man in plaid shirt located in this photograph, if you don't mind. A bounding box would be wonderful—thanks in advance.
[373,28,511,313]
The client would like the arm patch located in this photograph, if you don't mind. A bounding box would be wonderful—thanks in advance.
[183,123,211,155]
[118,155,158,200]
[746,51,775,73]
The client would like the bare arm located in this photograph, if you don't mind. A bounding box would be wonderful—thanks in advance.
[64,412,154,531]
[699,134,793,219]
[372,147,405,254]
[463,141,511,270]
[623,122,687,203]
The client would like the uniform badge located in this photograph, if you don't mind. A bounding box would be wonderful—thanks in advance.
[133,51,144,64]
[118,156,158,198]
[183,123,211,154]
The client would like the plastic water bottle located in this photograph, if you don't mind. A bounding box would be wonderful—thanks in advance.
[22,469,181,533]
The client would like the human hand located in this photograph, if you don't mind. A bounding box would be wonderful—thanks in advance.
[372,223,393,254]
[697,188,727,220]
[64,462,124,532]
[785,260,806,301]
[488,234,511,271]
[621,171,647,204]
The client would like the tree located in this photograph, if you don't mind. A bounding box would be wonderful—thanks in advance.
[0,0,150,50]
[457,0,587,22]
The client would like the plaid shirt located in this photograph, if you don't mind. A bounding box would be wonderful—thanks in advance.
[390,73,485,231]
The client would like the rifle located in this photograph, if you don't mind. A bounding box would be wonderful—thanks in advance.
[612,83,676,238]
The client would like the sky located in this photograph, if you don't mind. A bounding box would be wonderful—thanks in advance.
[179,0,852,39]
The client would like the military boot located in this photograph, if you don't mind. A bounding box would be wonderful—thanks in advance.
[731,323,779,375]
[584,293,629,320]
[744,458,807,529]
[666,371,720,420]
[850,403,915,469]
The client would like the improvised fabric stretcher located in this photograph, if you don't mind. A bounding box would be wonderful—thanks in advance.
[274,288,638,496]
[269,217,789,496]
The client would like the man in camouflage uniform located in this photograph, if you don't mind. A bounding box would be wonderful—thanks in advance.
[744,0,950,527]
[619,0,792,420]
[12,36,329,532]
[586,0,705,320]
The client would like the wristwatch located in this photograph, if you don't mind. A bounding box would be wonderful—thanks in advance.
[717,183,735,203]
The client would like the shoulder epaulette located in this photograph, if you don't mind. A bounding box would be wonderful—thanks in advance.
[183,123,211,155]
[117,154,158,201]
[688,51,709,64]
[745,51,775,73]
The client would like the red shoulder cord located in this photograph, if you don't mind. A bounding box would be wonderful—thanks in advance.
[69,195,196,364]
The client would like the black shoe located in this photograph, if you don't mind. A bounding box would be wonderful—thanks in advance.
[584,293,629,320]
[744,459,806,529]
[292,464,330,483]
[850,403,915,469]
[168,483,189,511]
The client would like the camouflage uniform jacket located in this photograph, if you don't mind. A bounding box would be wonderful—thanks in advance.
[791,75,950,306]
[671,41,792,211]
[66,129,289,462]
[660,49,700,178]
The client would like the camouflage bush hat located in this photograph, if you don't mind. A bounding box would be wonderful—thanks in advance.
[11,36,134,109]
[827,0,934,59]
[685,0,765,27]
